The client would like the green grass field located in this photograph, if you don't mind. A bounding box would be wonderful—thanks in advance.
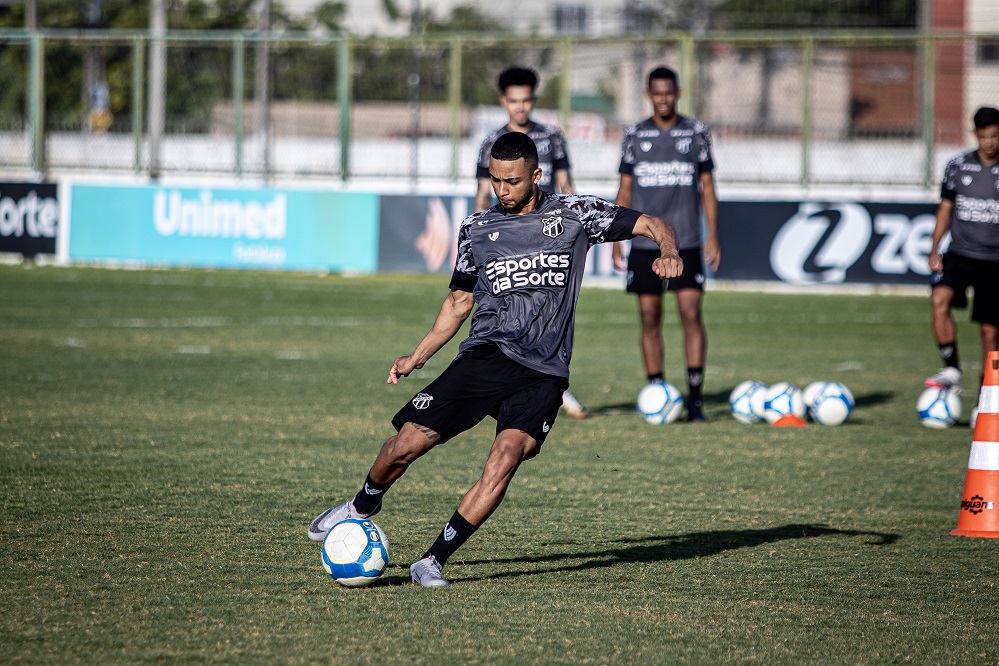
[2,265,996,664]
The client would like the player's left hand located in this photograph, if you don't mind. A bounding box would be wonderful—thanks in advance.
[653,251,683,280]
[703,238,721,272]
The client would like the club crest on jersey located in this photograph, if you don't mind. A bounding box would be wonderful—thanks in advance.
[639,141,653,152]
[675,137,692,154]
[489,232,500,241]
[962,175,973,186]
[412,392,434,409]
[542,216,564,238]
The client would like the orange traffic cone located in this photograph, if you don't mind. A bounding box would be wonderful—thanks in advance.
[951,351,999,538]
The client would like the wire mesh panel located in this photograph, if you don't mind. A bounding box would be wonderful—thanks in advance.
[0,39,31,172]
[44,36,138,172]
[267,40,342,178]
[158,40,236,174]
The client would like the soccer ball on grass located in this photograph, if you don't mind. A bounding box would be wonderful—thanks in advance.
[808,381,855,426]
[729,380,768,424]
[637,381,684,424]
[321,518,390,587]
[763,382,806,424]
[917,387,961,429]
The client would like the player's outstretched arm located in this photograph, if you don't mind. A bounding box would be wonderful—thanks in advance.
[632,213,683,280]
[388,288,475,384]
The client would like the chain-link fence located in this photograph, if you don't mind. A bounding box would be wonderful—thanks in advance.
[0,29,996,189]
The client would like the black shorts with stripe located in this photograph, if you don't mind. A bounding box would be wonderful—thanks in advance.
[392,343,569,453]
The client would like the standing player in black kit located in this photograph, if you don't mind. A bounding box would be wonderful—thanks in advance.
[308,132,683,587]
[613,66,720,422]
[925,106,999,406]
[473,66,588,420]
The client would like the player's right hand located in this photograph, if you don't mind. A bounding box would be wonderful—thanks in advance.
[388,355,418,384]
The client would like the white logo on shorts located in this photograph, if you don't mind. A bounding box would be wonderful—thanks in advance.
[542,421,550,433]
[412,392,434,409]
[489,232,499,241]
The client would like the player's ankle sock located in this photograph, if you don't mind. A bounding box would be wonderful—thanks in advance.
[352,473,391,515]
[424,511,478,566]
[687,366,704,405]
[647,372,664,383]
[938,342,960,369]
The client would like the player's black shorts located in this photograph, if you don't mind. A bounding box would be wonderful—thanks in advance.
[392,343,569,454]
[626,247,705,295]
[930,251,999,326]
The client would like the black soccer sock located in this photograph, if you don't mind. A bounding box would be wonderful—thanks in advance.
[424,510,478,566]
[647,372,664,383]
[938,342,960,369]
[687,366,704,405]
[352,473,391,516]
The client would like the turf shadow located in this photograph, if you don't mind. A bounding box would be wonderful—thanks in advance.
[453,523,899,583]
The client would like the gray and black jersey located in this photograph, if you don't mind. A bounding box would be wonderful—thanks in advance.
[940,150,999,262]
[476,122,571,192]
[450,192,640,378]
[619,116,714,251]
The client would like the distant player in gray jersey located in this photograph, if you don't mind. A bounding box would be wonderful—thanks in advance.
[612,66,720,421]
[308,132,683,587]
[925,106,999,405]
[474,65,587,420]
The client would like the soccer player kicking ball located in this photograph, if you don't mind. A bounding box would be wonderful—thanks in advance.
[308,132,683,587]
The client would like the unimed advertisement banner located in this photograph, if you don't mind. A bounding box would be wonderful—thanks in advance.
[0,181,59,257]
[69,184,379,272]
[716,200,939,285]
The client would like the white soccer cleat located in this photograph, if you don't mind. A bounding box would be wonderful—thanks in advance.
[925,367,962,393]
[307,499,381,542]
[410,555,451,588]
[561,390,589,420]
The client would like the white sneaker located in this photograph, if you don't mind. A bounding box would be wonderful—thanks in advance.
[410,555,451,588]
[925,367,962,392]
[561,390,589,420]
[307,499,381,542]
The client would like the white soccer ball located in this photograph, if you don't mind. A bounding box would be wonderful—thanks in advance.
[729,380,768,424]
[763,382,806,424]
[808,381,855,426]
[321,518,390,587]
[917,387,962,429]
[803,381,826,409]
[637,381,684,424]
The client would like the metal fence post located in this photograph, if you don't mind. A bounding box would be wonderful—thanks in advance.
[28,31,45,175]
[232,34,245,178]
[800,35,815,188]
[448,36,462,182]
[559,38,572,131]
[337,36,352,182]
[131,35,144,174]
[921,33,937,189]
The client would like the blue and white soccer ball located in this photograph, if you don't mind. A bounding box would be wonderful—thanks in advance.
[729,380,768,424]
[637,381,684,424]
[917,387,962,429]
[763,382,806,424]
[808,381,855,426]
[321,518,390,587]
